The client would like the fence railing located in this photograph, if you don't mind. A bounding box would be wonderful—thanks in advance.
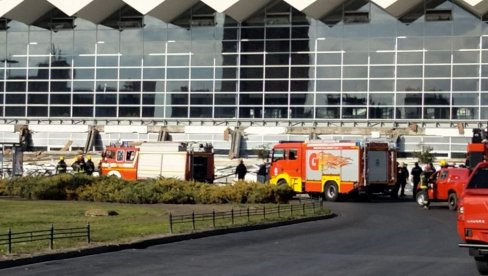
[1,201,325,254]
[168,200,325,233]
[0,224,90,254]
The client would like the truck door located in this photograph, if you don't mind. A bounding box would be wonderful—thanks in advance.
[285,148,302,192]
[189,153,214,183]
[435,170,449,200]
[366,150,389,184]
[427,171,439,199]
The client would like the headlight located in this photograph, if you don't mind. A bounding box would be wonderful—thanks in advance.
[458,206,464,214]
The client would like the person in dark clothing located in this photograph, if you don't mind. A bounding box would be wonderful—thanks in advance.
[85,155,95,176]
[410,162,423,198]
[72,155,86,174]
[257,163,267,183]
[235,160,247,181]
[56,156,67,174]
[429,162,436,173]
[392,162,401,198]
[398,162,409,197]
[424,164,435,180]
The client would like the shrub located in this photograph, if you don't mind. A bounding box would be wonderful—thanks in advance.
[78,176,134,202]
[1,176,40,199]
[275,184,295,204]
[0,175,295,204]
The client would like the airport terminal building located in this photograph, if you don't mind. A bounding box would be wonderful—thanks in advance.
[0,0,487,157]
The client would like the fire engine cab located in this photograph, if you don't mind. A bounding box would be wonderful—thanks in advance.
[269,140,397,201]
[100,141,214,183]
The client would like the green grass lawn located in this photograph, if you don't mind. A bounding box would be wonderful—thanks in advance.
[0,199,329,257]
[0,199,176,256]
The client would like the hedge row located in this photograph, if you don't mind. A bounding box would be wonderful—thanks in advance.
[0,175,295,204]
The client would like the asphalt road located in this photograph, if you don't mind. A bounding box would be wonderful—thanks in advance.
[2,198,477,276]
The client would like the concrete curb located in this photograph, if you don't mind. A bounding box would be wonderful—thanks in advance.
[0,213,336,269]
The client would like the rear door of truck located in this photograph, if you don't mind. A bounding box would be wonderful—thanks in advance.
[366,149,389,184]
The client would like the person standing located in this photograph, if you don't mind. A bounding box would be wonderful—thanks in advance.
[85,155,95,176]
[72,155,86,174]
[399,162,409,197]
[56,156,67,174]
[257,162,267,184]
[392,162,401,198]
[235,160,247,181]
[429,162,437,173]
[410,162,423,198]
[424,163,435,180]
[419,171,430,209]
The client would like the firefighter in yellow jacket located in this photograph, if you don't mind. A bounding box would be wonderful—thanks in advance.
[71,155,86,174]
[418,171,430,209]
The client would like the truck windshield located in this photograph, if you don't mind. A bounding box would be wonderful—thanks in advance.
[289,149,297,160]
[272,149,285,162]
[116,150,124,162]
[103,150,114,159]
[126,150,135,161]
[467,167,488,189]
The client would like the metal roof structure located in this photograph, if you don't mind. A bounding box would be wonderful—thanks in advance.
[0,0,487,26]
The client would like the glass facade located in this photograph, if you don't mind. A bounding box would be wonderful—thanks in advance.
[1,1,488,124]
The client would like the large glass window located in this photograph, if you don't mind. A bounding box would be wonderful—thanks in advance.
[0,2,486,126]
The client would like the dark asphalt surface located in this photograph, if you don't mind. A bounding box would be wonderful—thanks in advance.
[1,198,477,276]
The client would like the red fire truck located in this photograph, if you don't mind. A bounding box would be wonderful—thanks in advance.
[269,140,397,201]
[100,141,214,183]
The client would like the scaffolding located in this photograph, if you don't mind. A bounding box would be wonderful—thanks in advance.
[0,143,23,179]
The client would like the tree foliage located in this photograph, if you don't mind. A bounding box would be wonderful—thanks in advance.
[254,144,271,161]
[413,146,436,164]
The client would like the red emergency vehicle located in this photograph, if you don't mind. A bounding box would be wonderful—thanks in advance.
[269,140,397,201]
[100,141,214,183]
[415,167,469,211]
[457,161,488,274]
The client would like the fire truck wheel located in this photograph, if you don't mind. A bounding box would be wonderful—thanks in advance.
[107,170,122,178]
[475,257,488,275]
[448,193,458,211]
[324,182,339,202]
[277,179,288,187]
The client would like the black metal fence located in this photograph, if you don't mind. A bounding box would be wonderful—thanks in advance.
[1,201,325,254]
[168,200,325,233]
[0,224,90,254]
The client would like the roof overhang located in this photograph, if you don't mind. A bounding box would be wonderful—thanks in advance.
[46,0,93,16]
[201,0,274,22]
[284,0,347,19]
[47,0,126,24]
[453,0,488,18]
[76,0,125,24]
[372,0,425,18]
[123,0,199,23]
[0,0,54,25]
